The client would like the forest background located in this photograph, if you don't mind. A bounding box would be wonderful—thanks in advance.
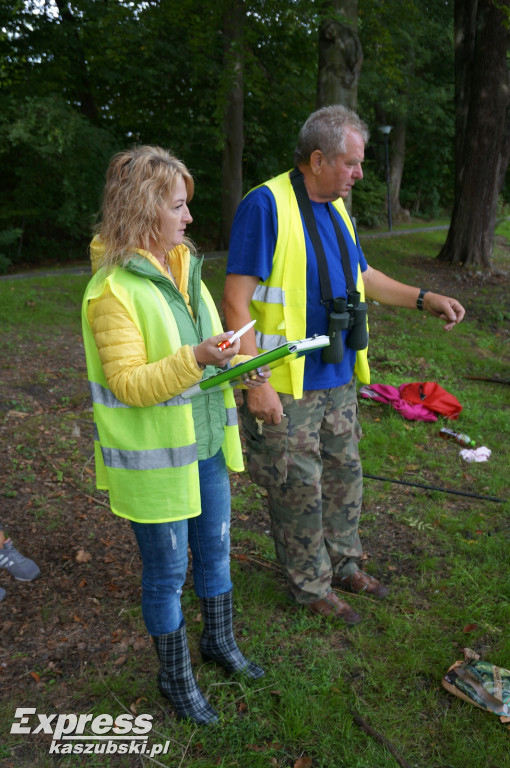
[1,0,509,274]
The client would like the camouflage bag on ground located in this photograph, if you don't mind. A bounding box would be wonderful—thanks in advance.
[442,648,510,727]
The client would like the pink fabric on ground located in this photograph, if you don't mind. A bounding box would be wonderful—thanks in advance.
[359,384,438,422]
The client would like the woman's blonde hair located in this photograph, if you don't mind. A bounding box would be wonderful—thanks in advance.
[96,145,195,268]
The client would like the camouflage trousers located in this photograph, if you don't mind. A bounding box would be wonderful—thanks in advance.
[240,378,363,604]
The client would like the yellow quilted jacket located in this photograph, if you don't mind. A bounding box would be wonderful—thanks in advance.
[87,236,250,408]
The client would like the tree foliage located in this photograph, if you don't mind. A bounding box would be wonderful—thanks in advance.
[3,0,504,275]
[0,0,318,266]
[355,0,455,224]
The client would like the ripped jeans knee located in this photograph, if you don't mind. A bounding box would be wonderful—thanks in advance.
[130,451,233,635]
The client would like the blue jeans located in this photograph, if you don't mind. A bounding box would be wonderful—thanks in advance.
[130,450,233,636]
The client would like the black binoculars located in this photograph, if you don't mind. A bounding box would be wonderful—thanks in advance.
[322,291,368,364]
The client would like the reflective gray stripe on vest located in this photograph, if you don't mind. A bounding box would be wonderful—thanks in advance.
[90,381,188,408]
[255,330,287,350]
[90,381,128,409]
[253,285,285,306]
[159,394,190,407]
[225,406,238,427]
[101,443,197,471]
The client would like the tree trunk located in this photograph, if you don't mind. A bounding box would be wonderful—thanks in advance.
[389,118,411,224]
[438,0,510,270]
[374,104,410,226]
[316,0,362,110]
[218,0,244,250]
[316,0,362,214]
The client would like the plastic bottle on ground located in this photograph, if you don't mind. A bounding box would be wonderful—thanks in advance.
[439,427,475,447]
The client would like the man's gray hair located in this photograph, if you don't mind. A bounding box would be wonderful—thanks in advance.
[293,104,369,165]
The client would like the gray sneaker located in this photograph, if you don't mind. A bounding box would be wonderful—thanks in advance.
[0,541,40,582]
[0,587,6,602]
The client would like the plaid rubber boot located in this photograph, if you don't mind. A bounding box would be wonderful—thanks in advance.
[199,590,265,679]
[153,624,218,725]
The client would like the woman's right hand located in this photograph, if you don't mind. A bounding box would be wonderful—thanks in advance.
[194,333,241,368]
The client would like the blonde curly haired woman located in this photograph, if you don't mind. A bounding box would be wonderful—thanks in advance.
[82,146,266,725]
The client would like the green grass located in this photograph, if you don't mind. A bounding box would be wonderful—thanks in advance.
[0,274,89,337]
[0,225,509,767]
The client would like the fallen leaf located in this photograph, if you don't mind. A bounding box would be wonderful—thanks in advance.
[7,410,29,418]
[114,643,129,653]
[294,757,312,768]
[463,623,478,633]
[30,671,41,683]
[247,743,282,752]
[75,549,92,563]
[130,697,147,715]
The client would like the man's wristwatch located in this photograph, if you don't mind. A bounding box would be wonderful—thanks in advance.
[416,288,429,311]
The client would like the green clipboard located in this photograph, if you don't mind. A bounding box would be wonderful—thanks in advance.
[182,335,330,398]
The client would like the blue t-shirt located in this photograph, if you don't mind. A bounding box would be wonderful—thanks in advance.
[227,185,368,391]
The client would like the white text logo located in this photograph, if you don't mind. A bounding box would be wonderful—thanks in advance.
[11,708,170,757]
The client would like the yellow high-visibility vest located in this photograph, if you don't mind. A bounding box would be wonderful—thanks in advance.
[82,266,243,523]
[249,171,370,399]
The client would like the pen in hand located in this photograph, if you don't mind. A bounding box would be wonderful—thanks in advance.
[217,319,256,351]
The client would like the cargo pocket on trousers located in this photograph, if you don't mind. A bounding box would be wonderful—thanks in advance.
[241,415,289,488]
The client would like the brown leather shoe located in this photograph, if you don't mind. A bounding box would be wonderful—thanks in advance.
[307,592,362,626]
[332,570,389,599]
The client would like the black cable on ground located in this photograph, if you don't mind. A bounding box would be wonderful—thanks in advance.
[363,473,504,503]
